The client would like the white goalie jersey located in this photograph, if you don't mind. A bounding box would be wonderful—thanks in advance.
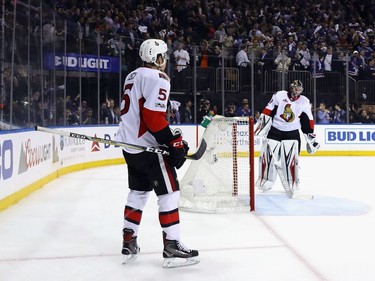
[263,90,314,132]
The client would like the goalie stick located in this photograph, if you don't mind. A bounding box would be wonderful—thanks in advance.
[275,166,314,200]
[35,126,207,160]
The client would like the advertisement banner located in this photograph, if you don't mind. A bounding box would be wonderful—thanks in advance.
[43,53,120,73]
[1,124,375,208]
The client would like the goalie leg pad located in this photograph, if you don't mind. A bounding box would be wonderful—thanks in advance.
[277,140,299,198]
[256,139,280,191]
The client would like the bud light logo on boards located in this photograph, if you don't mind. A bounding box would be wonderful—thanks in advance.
[325,128,375,144]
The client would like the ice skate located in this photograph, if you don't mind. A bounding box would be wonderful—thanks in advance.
[162,232,199,268]
[122,228,140,264]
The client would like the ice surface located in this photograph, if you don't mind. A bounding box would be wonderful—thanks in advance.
[0,156,375,281]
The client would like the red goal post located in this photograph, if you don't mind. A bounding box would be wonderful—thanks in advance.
[180,116,255,213]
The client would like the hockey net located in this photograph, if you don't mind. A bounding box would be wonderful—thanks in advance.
[180,116,255,213]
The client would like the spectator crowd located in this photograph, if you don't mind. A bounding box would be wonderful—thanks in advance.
[2,0,375,127]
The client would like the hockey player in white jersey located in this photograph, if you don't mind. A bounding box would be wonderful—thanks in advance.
[254,80,320,198]
[116,39,199,268]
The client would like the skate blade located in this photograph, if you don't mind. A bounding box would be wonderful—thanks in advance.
[122,254,137,265]
[162,257,200,268]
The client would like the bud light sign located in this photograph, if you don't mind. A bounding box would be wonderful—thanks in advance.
[43,53,120,73]
[325,128,375,144]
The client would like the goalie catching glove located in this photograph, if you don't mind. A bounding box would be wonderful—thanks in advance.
[168,134,189,169]
[304,133,320,154]
[254,113,272,137]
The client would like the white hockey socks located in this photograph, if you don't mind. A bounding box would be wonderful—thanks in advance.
[158,191,180,241]
[122,190,150,264]
[123,190,150,236]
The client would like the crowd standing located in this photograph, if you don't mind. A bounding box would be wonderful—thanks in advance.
[3,0,375,127]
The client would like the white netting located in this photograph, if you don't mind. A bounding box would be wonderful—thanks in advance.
[180,116,254,213]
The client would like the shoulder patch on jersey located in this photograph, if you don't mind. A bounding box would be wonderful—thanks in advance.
[159,73,170,81]
[128,72,137,81]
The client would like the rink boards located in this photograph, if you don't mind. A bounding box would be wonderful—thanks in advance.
[1,124,375,210]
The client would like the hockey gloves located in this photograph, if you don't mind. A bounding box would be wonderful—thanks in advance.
[254,113,272,137]
[168,134,189,169]
[304,133,320,154]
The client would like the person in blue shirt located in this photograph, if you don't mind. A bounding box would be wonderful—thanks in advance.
[317,103,332,124]
[236,98,251,116]
[332,103,346,123]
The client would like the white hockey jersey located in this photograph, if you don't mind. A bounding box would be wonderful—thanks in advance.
[263,90,314,132]
[116,66,171,154]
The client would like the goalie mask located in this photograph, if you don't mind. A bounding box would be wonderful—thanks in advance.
[139,39,168,69]
[290,80,303,100]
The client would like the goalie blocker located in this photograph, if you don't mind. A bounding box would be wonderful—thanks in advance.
[304,133,320,154]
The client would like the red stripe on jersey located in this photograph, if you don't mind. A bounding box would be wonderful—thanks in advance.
[138,97,148,138]
[310,119,315,130]
[159,208,180,227]
[143,107,169,132]
[263,108,272,115]
[124,206,143,225]
[164,156,178,191]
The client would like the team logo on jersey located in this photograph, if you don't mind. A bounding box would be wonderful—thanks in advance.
[280,104,295,122]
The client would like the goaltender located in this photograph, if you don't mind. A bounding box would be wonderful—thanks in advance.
[254,80,320,197]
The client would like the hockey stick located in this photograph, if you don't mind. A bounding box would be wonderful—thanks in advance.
[275,166,314,200]
[35,126,207,160]
[292,193,314,200]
